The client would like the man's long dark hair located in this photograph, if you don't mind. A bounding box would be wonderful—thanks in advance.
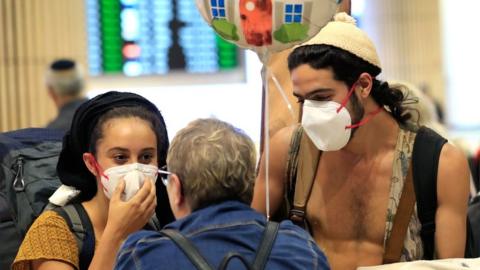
[288,44,411,125]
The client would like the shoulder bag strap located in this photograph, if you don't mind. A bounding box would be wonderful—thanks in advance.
[383,165,416,263]
[289,127,321,226]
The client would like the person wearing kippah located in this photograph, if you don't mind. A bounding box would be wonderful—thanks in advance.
[45,59,88,131]
[252,12,470,269]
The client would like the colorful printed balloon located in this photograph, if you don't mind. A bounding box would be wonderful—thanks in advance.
[196,0,341,54]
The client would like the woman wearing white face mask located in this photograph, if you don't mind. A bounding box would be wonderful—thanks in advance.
[13,91,174,270]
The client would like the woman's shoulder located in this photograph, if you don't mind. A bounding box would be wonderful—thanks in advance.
[32,210,69,227]
[12,210,79,270]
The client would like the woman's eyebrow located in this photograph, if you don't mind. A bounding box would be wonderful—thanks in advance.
[107,147,129,154]
[140,147,156,152]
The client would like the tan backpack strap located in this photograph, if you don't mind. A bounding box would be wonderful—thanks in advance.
[285,125,304,196]
[383,165,415,264]
[289,127,321,225]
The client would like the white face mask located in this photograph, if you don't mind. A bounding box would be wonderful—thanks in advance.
[301,100,352,151]
[100,163,158,201]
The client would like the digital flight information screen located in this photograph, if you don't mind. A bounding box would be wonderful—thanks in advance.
[85,0,240,77]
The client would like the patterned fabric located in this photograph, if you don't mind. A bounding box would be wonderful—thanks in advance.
[12,211,79,270]
[382,127,424,261]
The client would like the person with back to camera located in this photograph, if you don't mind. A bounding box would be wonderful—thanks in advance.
[45,59,88,131]
[251,12,471,269]
[12,91,174,270]
[115,118,330,270]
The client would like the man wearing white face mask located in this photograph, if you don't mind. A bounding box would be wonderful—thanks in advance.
[252,12,471,270]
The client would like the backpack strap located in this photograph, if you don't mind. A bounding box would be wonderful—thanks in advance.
[160,221,280,270]
[270,125,303,222]
[144,213,162,231]
[412,126,447,259]
[218,253,253,270]
[251,221,280,270]
[289,127,322,227]
[160,229,214,270]
[52,204,95,270]
[383,165,415,263]
[285,126,304,202]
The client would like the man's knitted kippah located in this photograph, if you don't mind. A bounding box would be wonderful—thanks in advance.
[301,12,381,70]
[50,59,75,70]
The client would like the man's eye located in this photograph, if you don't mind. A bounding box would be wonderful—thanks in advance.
[309,96,330,101]
[296,98,304,104]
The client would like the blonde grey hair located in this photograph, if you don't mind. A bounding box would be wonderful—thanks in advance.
[167,118,257,211]
[45,62,84,96]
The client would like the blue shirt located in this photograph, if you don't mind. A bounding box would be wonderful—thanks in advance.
[115,201,329,270]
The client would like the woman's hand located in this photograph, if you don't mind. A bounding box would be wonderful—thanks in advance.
[106,178,157,238]
[88,178,157,270]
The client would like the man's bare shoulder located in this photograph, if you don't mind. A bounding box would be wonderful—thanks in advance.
[270,124,298,146]
[435,143,470,257]
[438,143,470,180]
[437,142,470,203]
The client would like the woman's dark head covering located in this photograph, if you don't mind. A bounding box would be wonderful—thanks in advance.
[57,91,174,225]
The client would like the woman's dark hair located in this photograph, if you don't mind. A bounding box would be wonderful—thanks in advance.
[288,44,411,124]
[88,106,168,160]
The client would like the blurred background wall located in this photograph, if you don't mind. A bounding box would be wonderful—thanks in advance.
[0,0,87,131]
[0,0,478,152]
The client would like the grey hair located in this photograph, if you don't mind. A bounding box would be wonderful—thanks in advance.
[45,61,84,96]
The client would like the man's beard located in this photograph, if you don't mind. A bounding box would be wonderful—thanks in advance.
[349,93,365,139]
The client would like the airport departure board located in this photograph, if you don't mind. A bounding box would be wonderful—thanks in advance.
[85,0,239,76]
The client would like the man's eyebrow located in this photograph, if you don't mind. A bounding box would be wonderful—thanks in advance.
[294,88,335,99]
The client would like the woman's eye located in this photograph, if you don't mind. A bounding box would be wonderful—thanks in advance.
[114,155,128,163]
[140,153,154,163]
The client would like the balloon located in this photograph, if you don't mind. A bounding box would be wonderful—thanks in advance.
[196,0,341,54]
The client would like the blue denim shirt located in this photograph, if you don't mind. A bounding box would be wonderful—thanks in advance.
[115,201,329,270]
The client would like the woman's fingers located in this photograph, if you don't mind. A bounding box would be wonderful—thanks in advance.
[111,180,126,202]
[130,177,152,203]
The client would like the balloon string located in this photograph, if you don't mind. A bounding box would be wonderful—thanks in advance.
[269,71,296,121]
[260,52,270,221]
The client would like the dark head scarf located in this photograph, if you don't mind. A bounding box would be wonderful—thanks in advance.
[57,91,174,225]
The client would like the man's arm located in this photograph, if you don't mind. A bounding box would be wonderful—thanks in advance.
[435,143,470,258]
[251,125,295,216]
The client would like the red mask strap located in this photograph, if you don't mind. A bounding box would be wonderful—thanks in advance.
[88,153,108,180]
[346,106,383,129]
[336,83,357,113]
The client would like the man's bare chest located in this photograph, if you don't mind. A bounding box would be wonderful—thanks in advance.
[306,152,395,243]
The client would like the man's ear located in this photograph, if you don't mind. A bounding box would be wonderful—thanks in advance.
[82,153,99,177]
[48,87,58,102]
[169,174,184,207]
[357,72,373,98]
